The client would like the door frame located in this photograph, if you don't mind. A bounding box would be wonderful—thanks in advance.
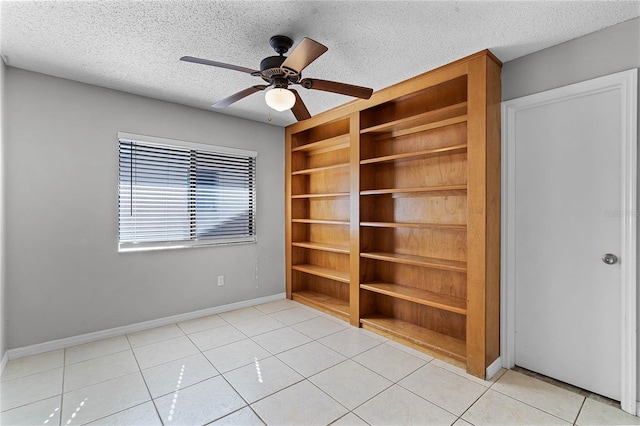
[500,69,638,415]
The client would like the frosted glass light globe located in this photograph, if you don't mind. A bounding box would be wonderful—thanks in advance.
[265,88,296,111]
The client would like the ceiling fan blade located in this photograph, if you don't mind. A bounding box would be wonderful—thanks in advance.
[281,38,328,74]
[180,56,260,75]
[290,89,311,121]
[300,78,373,99]
[212,85,268,108]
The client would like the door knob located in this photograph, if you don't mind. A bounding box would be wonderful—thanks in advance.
[602,253,618,265]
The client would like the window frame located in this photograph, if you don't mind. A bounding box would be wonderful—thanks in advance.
[117,132,257,252]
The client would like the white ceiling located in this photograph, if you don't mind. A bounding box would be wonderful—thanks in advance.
[1,1,639,127]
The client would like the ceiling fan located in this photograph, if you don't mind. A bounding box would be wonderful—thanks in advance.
[180,35,374,121]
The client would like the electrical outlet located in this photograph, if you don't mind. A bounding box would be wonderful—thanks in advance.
[217,275,224,286]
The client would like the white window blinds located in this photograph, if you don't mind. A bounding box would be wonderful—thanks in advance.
[118,134,256,251]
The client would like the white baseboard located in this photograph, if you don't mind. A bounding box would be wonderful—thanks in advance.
[6,293,286,361]
[1,351,8,374]
[486,356,502,380]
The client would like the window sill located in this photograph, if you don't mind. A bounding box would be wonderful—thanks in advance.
[118,237,257,253]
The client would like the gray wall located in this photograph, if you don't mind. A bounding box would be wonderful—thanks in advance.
[502,16,640,401]
[0,59,5,359]
[4,68,285,349]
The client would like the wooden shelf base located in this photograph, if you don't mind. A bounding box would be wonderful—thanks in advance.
[292,192,349,199]
[360,144,467,165]
[361,282,467,315]
[360,315,466,362]
[360,221,466,231]
[360,102,468,136]
[291,219,349,225]
[361,251,467,273]
[291,264,350,283]
[292,241,350,254]
[360,185,467,197]
[292,163,350,175]
[292,134,350,154]
[292,291,350,321]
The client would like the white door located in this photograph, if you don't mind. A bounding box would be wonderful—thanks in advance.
[502,70,637,410]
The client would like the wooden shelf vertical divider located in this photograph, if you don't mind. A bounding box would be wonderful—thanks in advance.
[465,53,502,377]
[349,112,361,327]
[285,128,293,300]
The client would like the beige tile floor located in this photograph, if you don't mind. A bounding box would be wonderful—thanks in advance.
[1,299,639,426]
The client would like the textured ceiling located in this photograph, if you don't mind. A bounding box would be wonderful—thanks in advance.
[1,1,639,127]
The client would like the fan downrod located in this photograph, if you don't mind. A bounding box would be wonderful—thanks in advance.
[269,35,293,55]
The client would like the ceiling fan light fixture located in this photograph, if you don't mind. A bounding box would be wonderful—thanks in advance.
[265,87,296,111]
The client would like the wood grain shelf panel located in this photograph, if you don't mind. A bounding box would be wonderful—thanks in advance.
[360,282,467,315]
[291,219,349,225]
[291,163,350,175]
[361,252,467,273]
[292,192,350,199]
[292,241,350,254]
[292,290,350,319]
[360,144,467,165]
[360,102,467,136]
[292,134,350,154]
[360,315,466,362]
[360,185,467,197]
[360,222,466,231]
[291,264,350,283]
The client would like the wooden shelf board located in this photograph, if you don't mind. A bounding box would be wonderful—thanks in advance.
[292,264,350,283]
[360,102,467,135]
[291,219,349,225]
[361,251,467,272]
[360,144,467,165]
[292,290,350,320]
[392,115,468,138]
[360,185,467,197]
[292,163,350,175]
[360,315,466,362]
[292,134,350,154]
[292,192,350,199]
[360,221,466,231]
[361,282,467,315]
[292,241,350,254]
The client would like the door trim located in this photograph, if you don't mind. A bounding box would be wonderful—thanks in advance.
[501,69,638,415]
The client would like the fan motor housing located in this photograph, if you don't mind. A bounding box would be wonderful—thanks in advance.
[259,55,300,83]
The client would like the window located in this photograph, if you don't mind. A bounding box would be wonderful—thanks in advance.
[118,133,256,251]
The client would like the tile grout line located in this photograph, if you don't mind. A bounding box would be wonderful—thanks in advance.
[454,381,493,423]
[573,397,587,425]
[245,311,418,424]
[196,302,321,424]
[184,322,261,423]
[215,312,382,423]
[59,348,66,426]
[181,319,245,412]
[394,366,469,421]
[491,371,587,424]
[269,324,387,422]
[348,345,429,384]
[489,384,586,423]
[69,333,157,425]
[125,332,163,426]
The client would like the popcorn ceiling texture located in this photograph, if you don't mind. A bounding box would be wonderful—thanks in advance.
[0,1,638,127]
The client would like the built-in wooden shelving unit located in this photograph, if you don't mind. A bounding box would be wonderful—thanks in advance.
[285,50,501,378]
[286,116,352,320]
